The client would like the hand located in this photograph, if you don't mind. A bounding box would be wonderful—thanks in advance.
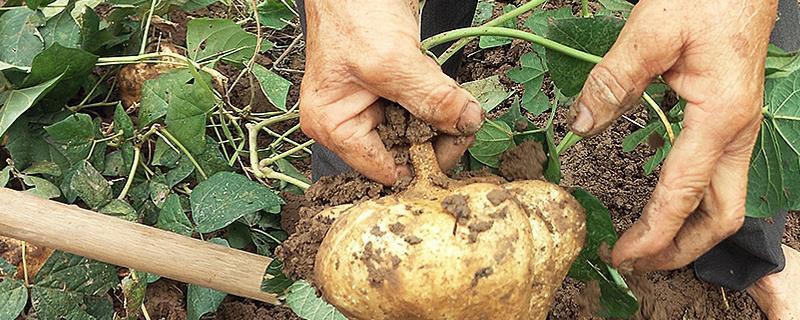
[567,0,778,271]
[299,0,484,185]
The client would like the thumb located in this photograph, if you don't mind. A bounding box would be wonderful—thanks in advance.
[568,10,681,137]
[356,45,484,136]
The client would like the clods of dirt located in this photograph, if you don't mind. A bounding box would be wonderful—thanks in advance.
[145,280,187,320]
[499,140,547,181]
[214,300,300,320]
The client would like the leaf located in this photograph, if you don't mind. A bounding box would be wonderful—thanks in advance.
[194,138,233,178]
[544,125,560,183]
[165,157,195,187]
[472,1,493,25]
[186,18,271,64]
[275,158,309,194]
[191,172,283,233]
[22,175,61,199]
[256,0,295,30]
[0,75,62,137]
[0,257,17,277]
[0,279,27,320]
[462,75,513,112]
[44,113,99,165]
[187,238,229,320]
[260,259,294,294]
[26,0,56,10]
[766,45,800,79]
[0,166,12,188]
[748,70,800,216]
[598,0,634,14]
[99,199,138,222]
[0,8,45,67]
[149,179,170,208]
[251,63,291,111]
[156,194,194,236]
[39,7,81,48]
[524,7,573,37]
[285,280,347,320]
[569,189,638,318]
[468,120,515,168]
[114,103,135,139]
[622,123,658,152]
[68,160,112,209]
[31,251,117,320]
[121,272,147,320]
[546,17,625,96]
[479,4,516,49]
[139,69,195,127]
[226,222,252,249]
[163,75,217,155]
[23,160,62,176]
[524,91,550,116]
[182,0,218,12]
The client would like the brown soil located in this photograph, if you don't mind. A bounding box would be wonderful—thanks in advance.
[499,140,547,181]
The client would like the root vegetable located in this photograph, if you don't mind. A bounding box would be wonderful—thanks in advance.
[314,142,586,320]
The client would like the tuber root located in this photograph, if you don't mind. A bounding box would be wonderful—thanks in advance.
[314,142,586,320]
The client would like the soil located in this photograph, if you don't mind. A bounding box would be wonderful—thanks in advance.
[499,140,548,181]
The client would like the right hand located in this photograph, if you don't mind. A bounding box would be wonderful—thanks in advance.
[299,0,484,185]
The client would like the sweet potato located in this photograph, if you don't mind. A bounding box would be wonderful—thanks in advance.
[314,142,586,320]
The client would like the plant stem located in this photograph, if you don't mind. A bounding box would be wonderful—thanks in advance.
[261,139,316,166]
[643,92,675,143]
[140,0,157,55]
[422,27,602,63]
[97,52,227,85]
[158,128,208,180]
[556,131,582,155]
[118,146,141,200]
[245,113,310,190]
[21,242,29,287]
[581,0,591,17]
[433,0,549,64]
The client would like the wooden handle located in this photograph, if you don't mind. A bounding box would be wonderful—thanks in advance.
[0,188,279,304]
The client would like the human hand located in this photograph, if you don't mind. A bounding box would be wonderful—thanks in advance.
[299,0,484,185]
[567,0,778,271]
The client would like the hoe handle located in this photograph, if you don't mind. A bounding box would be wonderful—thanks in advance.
[0,188,279,304]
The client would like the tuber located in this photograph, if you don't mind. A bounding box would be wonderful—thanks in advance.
[314,142,586,320]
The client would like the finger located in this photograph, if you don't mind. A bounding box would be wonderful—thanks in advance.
[434,134,475,171]
[327,103,401,185]
[631,117,759,271]
[568,4,682,136]
[611,104,730,270]
[354,43,484,136]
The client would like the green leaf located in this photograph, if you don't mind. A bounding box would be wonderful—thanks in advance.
[468,119,514,168]
[0,75,62,138]
[0,257,17,277]
[26,0,56,10]
[139,69,195,127]
[165,157,195,187]
[187,238,229,320]
[99,199,138,222]
[766,45,800,79]
[39,7,81,48]
[22,175,61,199]
[256,0,295,30]
[44,113,98,165]
[156,194,194,236]
[102,151,126,176]
[114,103,135,139]
[598,0,634,14]
[68,160,112,209]
[182,0,218,12]
[569,189,638,318]
[0,279,27,320]
[149,179,170,208]
[251,63,291,111]
[479,4,516,49]
[507,52,549,115]
[523,90,550,115]
[546,16,624,96]
[748,70,800,215]
[285,280,347,320]
[191,172,283,233]
[186,18,270,64]
[462,75,513,112]
[31,251,117,320]
[23,160,62,176]
[121,272,147,320]
[622,122,658,152]
[163,76,217,155]
[498,97,531,131]
[524,8,573,37]
[194,138,233,178]
[472,1,493,25]
[0,8,45,67]
[0,166,12,188]
[260,259,293,294]
[543,125,560,183]
[275,158,309,194]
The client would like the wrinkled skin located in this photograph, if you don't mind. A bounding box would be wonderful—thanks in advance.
[314,144,586,320]
[299,0,484,186]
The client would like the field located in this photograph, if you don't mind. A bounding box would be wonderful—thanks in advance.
[0,0,798,319]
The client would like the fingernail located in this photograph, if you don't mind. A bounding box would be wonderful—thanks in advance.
[457,101,484,135]
[570,102,594,134]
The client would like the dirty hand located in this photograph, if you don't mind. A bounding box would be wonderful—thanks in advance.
[567,0,778,271]
[299,0,484,185]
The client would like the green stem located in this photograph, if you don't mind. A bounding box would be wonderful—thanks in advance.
[581,0,591,17]
[433,0,549,64]
[643,92,675,143]
[421,27,602,64]
[266,171,310,190]
[97,52,226,83]
[117,146,141,200]
[140,0,157,55]
[158,128,208,180]
[261,139,316,166]
[556,131,582,155]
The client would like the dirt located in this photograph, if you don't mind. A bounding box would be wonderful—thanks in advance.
[499,140,548,181]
